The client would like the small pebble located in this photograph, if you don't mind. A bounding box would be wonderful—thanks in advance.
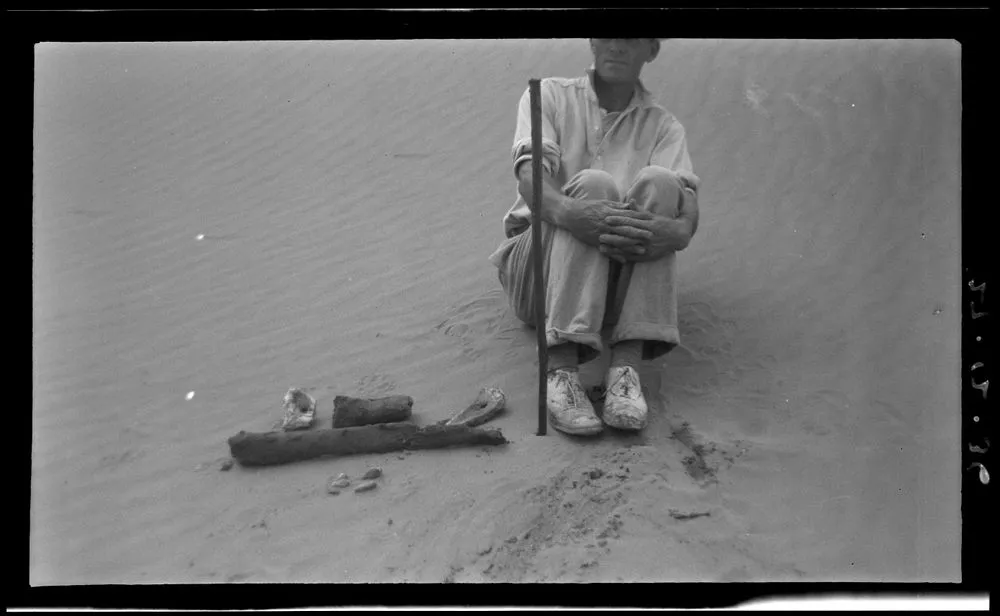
[355,480,377,493]
[588,468,604,480]
[219,459,234,472]
[327,488,341,496]
[185,391,195,401]
[330,478,350,489]
[388,518,393,526]
[597,539,608,547]
[362,467,383,480]
[335,473,348,481]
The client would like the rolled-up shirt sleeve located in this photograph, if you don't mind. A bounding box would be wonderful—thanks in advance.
[650,118,701,192]
[511,81,562,178]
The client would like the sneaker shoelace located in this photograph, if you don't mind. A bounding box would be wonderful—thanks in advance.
[609,367,640,399]
[553,370,587,409]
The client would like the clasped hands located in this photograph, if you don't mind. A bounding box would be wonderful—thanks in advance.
[565,190,696,264]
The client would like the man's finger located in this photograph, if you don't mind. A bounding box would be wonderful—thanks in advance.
[603,199,636,210]
[599,233,644,248]
[611,209,655,221]
[599,232,643,245]
[605,225,652,240]
[600,244,623,261]
[605,214,654,228]
[598,233,646,254]
[599,245,631,263]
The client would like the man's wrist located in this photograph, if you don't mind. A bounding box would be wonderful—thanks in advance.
[549,195,576,228]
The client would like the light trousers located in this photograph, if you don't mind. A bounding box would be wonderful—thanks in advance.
[498,166,683,365]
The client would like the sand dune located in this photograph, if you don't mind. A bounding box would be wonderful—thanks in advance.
[32,39,960,584]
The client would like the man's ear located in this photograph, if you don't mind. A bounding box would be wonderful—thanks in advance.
[647,39,661,62]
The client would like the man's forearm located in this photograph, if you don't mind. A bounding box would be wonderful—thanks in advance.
[516,161,573,228]
[659,202,698,252]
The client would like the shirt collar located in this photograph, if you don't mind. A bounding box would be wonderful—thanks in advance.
[585,65,653,111]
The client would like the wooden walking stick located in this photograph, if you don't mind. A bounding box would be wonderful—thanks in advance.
[529,78,548,436]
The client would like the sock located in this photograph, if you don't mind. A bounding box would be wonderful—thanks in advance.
[547,342,579,373]
[610,340,643,369]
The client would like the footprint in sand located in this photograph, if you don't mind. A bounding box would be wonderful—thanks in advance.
[435,289,511,359]
[669,421,749,486]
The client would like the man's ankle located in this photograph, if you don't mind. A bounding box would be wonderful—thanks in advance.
[610,340,644,369]
[547,342,580,373]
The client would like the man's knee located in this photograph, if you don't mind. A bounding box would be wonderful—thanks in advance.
[629,166,684,216]
[564,169,620,201]
[634,166,685,192]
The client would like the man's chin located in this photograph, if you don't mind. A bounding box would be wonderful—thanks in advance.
[595,69,637,85]
[597,69,635,84]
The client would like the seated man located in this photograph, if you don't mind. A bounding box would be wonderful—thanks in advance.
[488,38,701,436]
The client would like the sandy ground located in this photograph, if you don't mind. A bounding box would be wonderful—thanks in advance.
[32,39,961,585]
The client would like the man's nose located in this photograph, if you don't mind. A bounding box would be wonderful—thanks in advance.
[606,39,630,55]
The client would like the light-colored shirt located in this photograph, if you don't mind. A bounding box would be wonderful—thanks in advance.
[488,67,700,268]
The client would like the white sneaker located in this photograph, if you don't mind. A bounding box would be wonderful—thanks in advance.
[602,365,648,431]
[547,369,603,436]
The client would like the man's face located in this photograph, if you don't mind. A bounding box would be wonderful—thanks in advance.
[590,39,660,84]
